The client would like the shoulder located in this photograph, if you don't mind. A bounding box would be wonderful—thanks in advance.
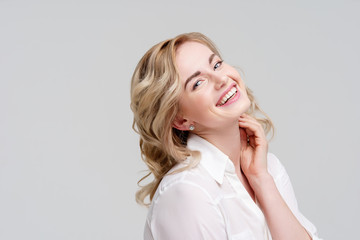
[147,171,222,228]
[154,180,216,209]
[146,165,226,240]
[146,180,226,240]
[148,161,221,218]
[152,161,219,206]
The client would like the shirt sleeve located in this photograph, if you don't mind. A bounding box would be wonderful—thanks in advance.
[267,153,323,240]
[149,181,227,240]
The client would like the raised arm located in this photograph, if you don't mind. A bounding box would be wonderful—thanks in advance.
[238,114,312,240]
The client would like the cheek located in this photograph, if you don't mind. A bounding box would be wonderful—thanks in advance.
[179,94,212,120]
[236,76,248,95]
[242,94,251,113]
[226,67,245,85]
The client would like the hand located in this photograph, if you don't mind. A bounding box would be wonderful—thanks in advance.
[238,114,269,181]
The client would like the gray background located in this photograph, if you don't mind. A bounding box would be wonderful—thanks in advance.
[1,0,359,239]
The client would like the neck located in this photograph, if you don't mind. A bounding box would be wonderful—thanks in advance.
[198,121,242,174]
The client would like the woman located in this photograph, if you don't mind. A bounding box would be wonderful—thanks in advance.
[130,32,321,240]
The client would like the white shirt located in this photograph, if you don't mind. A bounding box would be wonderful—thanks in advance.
[144,134,322,240]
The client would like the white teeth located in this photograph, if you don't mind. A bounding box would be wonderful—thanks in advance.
[219,87,237,106]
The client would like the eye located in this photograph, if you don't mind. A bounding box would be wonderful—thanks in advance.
[213,60,223,70]
[192,80,203,90]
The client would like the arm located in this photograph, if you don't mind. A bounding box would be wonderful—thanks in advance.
[268,153,321,240]
[249,172,312,240]
[238,114,311,240]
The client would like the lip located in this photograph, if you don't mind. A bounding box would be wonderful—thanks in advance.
[216,83,240,107]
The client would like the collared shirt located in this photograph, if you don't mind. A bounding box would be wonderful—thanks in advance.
[144,134,322,240]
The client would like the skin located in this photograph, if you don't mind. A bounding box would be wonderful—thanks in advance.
[173,41,312,240]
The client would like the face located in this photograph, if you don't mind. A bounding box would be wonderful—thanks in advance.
[174,41,251,133]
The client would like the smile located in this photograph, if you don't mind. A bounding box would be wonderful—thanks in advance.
[216,85,240,107]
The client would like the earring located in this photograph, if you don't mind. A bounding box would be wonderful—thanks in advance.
[189,124,195,131]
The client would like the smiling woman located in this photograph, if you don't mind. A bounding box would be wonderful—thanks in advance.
[173,41,251,134]
[130,32,322,240]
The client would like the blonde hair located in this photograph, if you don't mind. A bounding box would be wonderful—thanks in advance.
[130,32,274,206]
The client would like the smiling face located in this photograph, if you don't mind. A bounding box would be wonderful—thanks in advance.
[173,41,251,133]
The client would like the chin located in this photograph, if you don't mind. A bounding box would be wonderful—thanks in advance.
[238,98,251,115]
[244,98,251,110]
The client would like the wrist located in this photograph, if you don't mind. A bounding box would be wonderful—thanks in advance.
[247,172,274,191]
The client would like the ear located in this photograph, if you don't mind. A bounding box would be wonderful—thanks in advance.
[172,115,190,131]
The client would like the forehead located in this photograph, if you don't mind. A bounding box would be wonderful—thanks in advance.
[175,41,213,79]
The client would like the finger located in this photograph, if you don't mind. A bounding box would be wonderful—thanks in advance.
[239,120,256,143]
[238,121,254,137]
[239,114,260,126]
[248,135,256,148]
[238,119,266,143]
[239,115,264,133]
[239,115,265,140]
[239,127,248,147]
[239,113,253,120]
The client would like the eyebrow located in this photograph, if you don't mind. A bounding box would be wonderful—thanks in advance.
[208,53,215,64]
[184,53,216,89]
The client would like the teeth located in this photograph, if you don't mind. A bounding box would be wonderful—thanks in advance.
[219,87,237,106]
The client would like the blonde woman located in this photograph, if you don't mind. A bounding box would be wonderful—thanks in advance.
[130,32,321,240]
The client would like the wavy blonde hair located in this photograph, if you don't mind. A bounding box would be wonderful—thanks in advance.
[130,32,274,206]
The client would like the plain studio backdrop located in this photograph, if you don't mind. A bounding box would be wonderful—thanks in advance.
[1,0,359,239]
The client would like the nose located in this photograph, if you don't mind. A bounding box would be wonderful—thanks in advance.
[214,74,228,90]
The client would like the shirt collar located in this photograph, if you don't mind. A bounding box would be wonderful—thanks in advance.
[187,134,236,184]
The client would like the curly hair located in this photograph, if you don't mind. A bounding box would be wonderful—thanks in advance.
[130,32,274,206]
